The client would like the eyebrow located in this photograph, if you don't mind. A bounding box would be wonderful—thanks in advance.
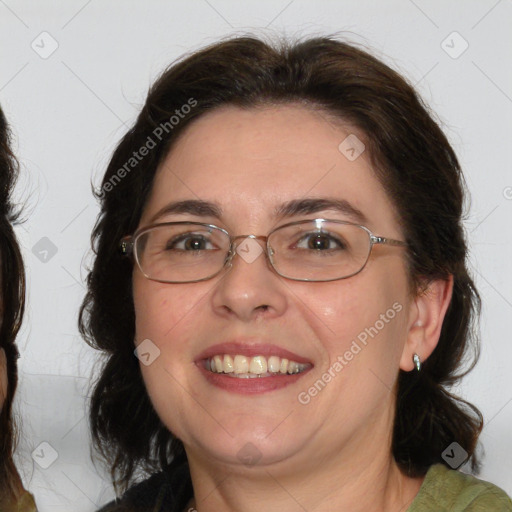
[149,200,222,224]
[148,197,368,225]
[274,198,368,224]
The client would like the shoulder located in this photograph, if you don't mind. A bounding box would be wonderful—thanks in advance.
[409,463,512,511]
[97,463,192,512]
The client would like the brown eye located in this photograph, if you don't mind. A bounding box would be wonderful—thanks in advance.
[308,234,332,250]
[166,234,213,251]
[295,232,345,251]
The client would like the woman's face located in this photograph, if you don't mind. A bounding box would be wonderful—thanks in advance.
[133,105,417,472]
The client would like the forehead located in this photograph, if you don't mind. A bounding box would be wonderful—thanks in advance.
[141,105,400,233]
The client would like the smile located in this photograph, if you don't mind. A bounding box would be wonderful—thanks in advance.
[205,354,311,378]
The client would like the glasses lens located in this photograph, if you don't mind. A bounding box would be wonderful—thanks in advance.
[269,220,371,281]
[135,224,230,282]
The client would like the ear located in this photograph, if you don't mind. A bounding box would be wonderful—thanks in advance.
[400,276,454,371]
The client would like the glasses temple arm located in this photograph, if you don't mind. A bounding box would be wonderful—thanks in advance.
[371,235,407,247]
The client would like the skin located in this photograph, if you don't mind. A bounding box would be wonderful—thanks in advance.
[133,104,453,512]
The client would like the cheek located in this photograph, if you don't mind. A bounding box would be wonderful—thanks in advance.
[132,278,197,395]
[132,278,199,434]
[133,275,198,343]
[297,264,409,369]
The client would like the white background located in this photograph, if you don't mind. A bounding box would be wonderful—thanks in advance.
[0,1,511,510]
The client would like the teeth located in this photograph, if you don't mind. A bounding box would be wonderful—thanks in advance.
[213,355,223,373]
[268,356,280,373]
[288,361,300,374]
[206,354,310,377]
[223,354,234,373]
[249,355,267,375]
[233,355,249,374]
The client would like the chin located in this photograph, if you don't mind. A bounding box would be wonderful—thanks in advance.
[185,429,306,470]
[158,405,295,459]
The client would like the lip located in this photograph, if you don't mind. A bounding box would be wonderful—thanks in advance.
[195,340,313,395]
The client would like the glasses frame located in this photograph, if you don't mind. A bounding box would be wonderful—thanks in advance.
[120,219,407,284]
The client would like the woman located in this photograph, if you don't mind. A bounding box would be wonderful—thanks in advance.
[80,36,512,511]
[0,107,37,511]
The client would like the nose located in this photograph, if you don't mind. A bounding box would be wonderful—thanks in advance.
[210,236,287,322]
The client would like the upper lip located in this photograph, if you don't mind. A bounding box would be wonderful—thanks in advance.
[196,340,313,365]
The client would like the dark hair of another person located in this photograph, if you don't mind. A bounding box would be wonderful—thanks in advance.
[0,106,26,499]
[79,35,483,492]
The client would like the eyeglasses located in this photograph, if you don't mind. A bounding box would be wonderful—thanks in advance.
[120,219,407,283]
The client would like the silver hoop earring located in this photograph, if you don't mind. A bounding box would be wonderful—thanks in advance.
[413,353,421,372]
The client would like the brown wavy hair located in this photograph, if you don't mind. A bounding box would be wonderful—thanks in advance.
[0,106,26,500]
[79,35,483,492]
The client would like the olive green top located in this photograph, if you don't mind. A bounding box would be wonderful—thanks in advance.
[16,491,37,512]
[0,490,37,512]
[408,463,512,511]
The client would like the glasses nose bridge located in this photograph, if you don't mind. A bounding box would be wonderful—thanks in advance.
[225,233,270,266]
[230,233,269,244]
